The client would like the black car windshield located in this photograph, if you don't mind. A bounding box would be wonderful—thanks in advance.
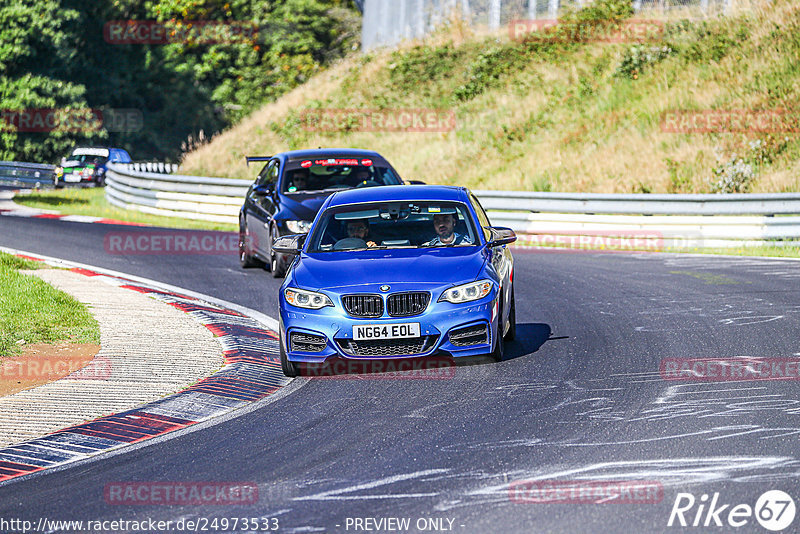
[308,201,479,252]
[282,158,401,193]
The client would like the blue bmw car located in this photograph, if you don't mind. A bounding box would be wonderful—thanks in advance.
[273,185,517,377]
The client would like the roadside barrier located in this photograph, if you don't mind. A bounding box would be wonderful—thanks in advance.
[7,160,799,248]
[0,161,55,188]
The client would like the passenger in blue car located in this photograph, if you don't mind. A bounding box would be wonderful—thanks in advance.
[426,213,472,246]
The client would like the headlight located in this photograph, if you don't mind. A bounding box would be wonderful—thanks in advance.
[286,220,312,234]
[82,168,94,176]
[284,288,333,309]
[438,280,493,304]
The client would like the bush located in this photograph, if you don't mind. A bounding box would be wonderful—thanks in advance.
[615,45,673,79]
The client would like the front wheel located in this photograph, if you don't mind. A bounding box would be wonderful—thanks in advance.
[280,330,299,377]
[489,299,505,362]
[504,289,516,342]
[269,225,287,278]
[238,219,263,268]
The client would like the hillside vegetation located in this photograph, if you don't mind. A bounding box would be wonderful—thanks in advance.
[181,0,799,194]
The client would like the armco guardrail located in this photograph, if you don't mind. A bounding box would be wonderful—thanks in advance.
[0,161,55,188]
[102,163,800,248]
[105,162,249,224]
[472,190,800,216]
[474,191,800,248]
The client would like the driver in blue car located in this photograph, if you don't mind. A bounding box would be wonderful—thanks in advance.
[352,168,373,186]
[288,169,309,192]
[346,219,378,247]
[426,213,472,246]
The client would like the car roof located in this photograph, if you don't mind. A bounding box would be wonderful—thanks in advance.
[326,185,468,207]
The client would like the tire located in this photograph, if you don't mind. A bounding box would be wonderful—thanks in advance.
[53,175,63,189]
[238,219,263,268]
[504,288,516,342]
[489,298,505,362]
[269,225,287,278]
[280,330,299,377]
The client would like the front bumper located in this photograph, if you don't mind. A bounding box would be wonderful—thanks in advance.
[279,290,499,363]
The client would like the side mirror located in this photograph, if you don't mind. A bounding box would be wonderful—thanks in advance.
[406,180,426,185]
[273,233,306,255]
[487,227,516,247]
[253,183,273,195]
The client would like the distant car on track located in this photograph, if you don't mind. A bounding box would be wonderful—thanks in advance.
[273,185,517,377]
[53,147,132,188]
[239,148,405,277]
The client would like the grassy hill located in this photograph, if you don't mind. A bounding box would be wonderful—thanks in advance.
[180,0,799,194]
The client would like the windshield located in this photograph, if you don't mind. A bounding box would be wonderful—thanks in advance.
[282,158,402,193]
[65,154,107,166]
[308,201,478,252]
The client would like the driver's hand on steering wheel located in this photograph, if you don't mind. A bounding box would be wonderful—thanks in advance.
[366,240,377,247]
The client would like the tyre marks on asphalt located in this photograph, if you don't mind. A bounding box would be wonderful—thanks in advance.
[0,265,287,486]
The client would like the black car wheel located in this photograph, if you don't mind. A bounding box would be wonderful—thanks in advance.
[489,297,505,362]
[269,225,287,278]
[504,288,516,342]
[53,174,63,189]
[280,330,299,377]
[238,219,263,268]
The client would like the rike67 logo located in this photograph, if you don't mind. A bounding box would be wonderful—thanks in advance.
[668,490,796,531]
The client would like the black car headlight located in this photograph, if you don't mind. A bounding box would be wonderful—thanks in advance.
[438,280,493,304]
[285,288,333,310]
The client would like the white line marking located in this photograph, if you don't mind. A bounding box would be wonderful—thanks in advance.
[294,469,448,502]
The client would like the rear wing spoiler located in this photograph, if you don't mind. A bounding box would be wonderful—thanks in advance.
[245,156,272,167]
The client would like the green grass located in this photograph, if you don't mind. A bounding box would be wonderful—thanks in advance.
[15,188,237,232]
[0,251,100,358]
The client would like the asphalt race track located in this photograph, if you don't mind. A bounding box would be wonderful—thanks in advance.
[2,212,800,533]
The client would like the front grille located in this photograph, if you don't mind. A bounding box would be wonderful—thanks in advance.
[336,335,438,357]
[449,324,488,347]
[387,292,430,317]
[342,294,384,318]
[290,332,327,352]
